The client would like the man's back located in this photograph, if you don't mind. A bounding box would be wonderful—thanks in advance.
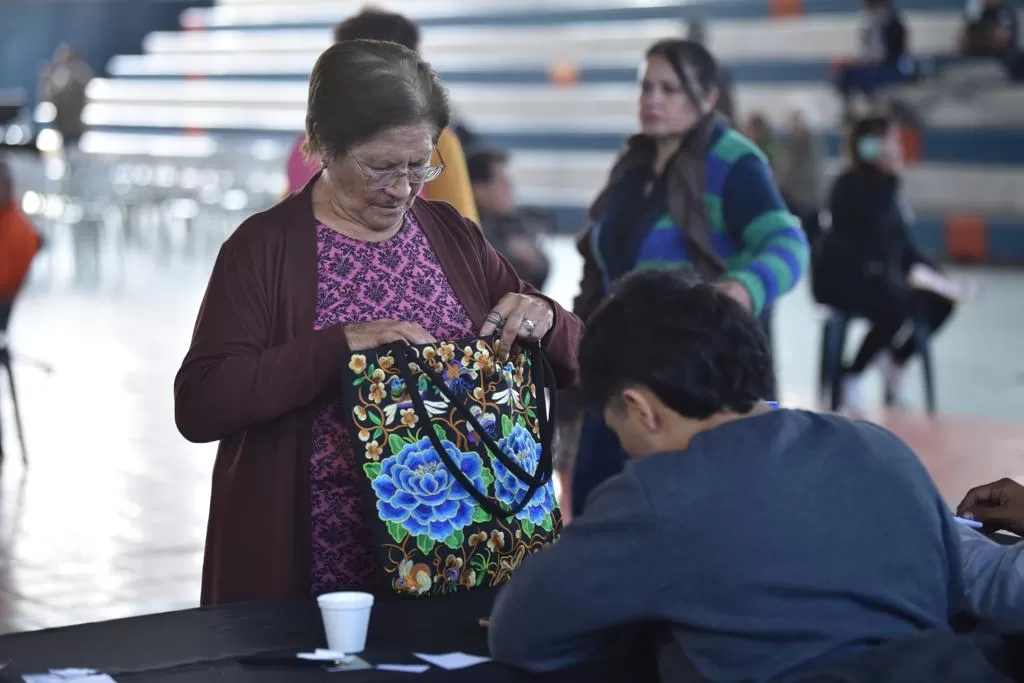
[636,409,962,680]
[491,410,963,682]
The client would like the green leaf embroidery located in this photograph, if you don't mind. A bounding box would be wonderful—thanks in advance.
[362,462,382,479]
[523,391,532,407]
[433,424,448,443]
[354,377,366,386]
[443,529,465,550]
[471,506,492,524]
[501,415,514,438]
[475,569,486,587]
[388,434,406,455]
[387,520,408,544]
[540,514,554,533]
[521,520,536,537]
[368,411,383,427]
[515,416,527,430]
[416,533,434,556]
[480,468,495,488]
[372,428,383,440]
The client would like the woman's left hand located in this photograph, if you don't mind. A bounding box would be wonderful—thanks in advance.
[480,293,555,358]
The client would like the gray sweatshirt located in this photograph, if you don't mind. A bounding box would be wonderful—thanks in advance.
[489,410,965,682]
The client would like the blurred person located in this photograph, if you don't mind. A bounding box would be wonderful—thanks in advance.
[833,0,915,120]
[467,147,550,290]
[0,158,41,300]
[38,44,92,152]
[813,116,955,414]
[566,39,808,517]
[491,269,976,680]
[743,112,781,175]
[957,478,1024,632]
[175,40,582,605]
[960,0,1023,79]
[779,108,825,245]
[285,8,479,222]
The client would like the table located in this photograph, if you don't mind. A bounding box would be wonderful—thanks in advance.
[0,590,645,682]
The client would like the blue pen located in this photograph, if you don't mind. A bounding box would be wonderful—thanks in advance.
[954,516,984,529]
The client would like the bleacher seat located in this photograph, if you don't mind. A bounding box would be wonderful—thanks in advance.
[18,0,1024,264]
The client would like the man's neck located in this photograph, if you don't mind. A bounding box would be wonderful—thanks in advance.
[660,401,775,453]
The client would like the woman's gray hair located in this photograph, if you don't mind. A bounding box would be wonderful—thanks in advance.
[304,39,451,161]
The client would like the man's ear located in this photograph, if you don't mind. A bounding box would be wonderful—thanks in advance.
[621,387,661,433]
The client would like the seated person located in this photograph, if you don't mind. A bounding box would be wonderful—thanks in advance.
[813,115,955,413]
[0,158,41,300]
[467,148,550,291]
[957,478,1024,632]
[834,0,915,119]
[490,269,967,680]
[960,0,1023,78]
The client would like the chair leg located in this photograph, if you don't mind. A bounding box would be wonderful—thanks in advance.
[828,318,849,412]
[3,360,26,465]
[818,322,832,406]
[915,324,937,416]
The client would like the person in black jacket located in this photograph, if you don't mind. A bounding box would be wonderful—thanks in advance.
[813,116,955,413]
[834,0,915,119]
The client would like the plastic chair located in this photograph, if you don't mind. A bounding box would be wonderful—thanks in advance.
[818,309,936,415]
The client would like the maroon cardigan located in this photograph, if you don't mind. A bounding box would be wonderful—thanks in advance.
[174,179,582,606]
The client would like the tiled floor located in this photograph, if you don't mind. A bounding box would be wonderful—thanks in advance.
[0,221,1022,634]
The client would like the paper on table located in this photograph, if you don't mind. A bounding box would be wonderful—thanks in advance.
[24,675,117,683]
[413,652,491,670]
[376,664,431,673]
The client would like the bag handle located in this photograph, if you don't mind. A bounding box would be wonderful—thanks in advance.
[391,341,555,519]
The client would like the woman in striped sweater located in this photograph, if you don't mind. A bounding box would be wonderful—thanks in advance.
[564,40,810,517]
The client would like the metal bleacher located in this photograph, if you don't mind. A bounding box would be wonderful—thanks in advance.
[32,0,1024,262]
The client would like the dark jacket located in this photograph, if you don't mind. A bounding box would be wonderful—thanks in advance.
[175,175,582,605]
[813,166,930,312]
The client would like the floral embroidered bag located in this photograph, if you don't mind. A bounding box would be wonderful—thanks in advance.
[343,337,561,596]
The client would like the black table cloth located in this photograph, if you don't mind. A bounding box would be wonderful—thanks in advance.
[0,589,644,682]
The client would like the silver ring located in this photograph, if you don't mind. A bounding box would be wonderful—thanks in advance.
[522,318,536,336]
[486,312,504,326]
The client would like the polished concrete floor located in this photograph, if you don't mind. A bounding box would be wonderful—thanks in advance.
[0,219,1022,634]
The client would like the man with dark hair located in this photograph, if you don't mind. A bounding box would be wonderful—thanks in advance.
[467,148,550,290]
[490,269,968,680]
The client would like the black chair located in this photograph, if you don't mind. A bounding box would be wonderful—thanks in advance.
[818,308,936,415]
[0,298,28,466]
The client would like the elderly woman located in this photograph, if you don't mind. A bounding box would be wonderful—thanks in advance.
[565,39,808,517]
[285,8,479,223]
[175,40,582,605]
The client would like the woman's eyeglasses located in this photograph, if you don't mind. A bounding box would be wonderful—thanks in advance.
[348,150,446,190]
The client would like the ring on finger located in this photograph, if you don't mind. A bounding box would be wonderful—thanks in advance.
[485,312,504,326]
[521,318,536,336]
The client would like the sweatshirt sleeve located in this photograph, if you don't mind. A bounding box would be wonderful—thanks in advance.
[957,524,1024,632]
[721,154,810,316]
[489,470,668,672]
[173,235,351,444]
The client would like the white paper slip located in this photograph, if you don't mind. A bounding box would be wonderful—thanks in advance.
[376,664,431,673]
[413,652,491,670]
[24,675,117,683]
[296,649,352,662]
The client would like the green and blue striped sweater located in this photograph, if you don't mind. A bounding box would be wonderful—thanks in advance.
[590,124,809,315]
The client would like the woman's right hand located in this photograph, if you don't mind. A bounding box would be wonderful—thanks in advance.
[344,320,436,351]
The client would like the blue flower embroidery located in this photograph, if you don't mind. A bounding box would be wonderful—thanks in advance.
[493,425,555,524]
[373,437,484,542]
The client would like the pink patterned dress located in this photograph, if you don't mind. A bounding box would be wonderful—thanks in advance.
[310,212,474,595]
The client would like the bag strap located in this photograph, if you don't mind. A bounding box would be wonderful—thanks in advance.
[392,341,555,519]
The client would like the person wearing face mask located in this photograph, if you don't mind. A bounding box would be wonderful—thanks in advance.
[813,116,956,414]
[175,40,582,605]
[564,39,809,518]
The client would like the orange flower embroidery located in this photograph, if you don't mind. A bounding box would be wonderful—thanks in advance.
[369,382,386,404]
[365,441,382,461]
[358,429,371,442]
[400,408,418,428]
[348,355,367,374]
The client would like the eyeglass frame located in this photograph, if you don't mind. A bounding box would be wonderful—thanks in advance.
[345,147,446,190]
